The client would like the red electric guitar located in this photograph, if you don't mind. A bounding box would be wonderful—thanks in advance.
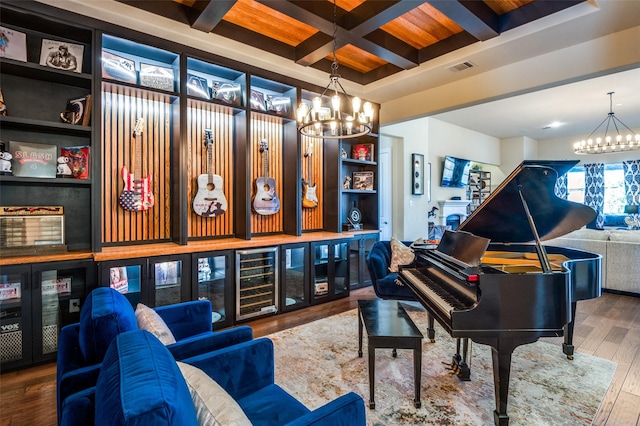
[119,118,154,211]
[193,129,228,217]
[252,139,280,215]
[302,140,318,209]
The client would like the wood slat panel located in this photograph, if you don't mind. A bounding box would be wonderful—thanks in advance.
[250,114,283,234]
[301,135,323,231]
[101,83,171,244]
[187,100,234,238]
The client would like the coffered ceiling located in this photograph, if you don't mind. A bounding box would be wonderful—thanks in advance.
[115,0,583,85]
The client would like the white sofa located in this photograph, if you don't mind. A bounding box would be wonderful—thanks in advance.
[544,228,640,296]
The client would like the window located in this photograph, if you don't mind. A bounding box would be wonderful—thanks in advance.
[566,163,626,214]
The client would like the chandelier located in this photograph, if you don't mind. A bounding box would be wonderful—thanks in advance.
[296,0,374,139]
[574,92,640,154]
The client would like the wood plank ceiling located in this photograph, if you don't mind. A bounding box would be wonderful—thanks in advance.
[117,0,585,85]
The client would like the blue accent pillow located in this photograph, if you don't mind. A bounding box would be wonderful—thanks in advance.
[79,287,137,364]
[95,330,198,426]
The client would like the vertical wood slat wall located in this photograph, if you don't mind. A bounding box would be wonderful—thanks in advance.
[187,100,234,238]
[101,83,172,244]
[250,114,283,234]
[301,135,323,231]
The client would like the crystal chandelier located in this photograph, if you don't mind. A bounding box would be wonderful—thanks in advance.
[296,0,374,139]
[574,92,640,154]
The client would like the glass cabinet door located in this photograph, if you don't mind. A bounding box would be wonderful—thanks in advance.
[150,255,189,307]
[102,259,147,307]
[193,251,232,328]
[333,242,348,297]
[33,260,96,362]
[312,243,330,300]
[281,244,309,312]
[0,266,31,369]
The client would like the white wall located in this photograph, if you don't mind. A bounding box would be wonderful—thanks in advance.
[381,117,501,240]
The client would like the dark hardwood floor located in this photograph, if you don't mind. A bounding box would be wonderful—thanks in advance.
[1,287,639,425]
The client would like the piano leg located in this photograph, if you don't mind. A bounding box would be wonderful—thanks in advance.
[450,338,471,381]
[562,301,577,360]
[427,313,436,342]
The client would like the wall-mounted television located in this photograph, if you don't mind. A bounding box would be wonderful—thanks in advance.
[441,155,471,188]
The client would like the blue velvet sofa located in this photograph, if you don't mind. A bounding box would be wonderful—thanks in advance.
[57,287,253,422]
[61,329,366,426]
[366,240,416,300]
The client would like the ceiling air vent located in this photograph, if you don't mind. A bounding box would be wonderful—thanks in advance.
[446,61,475,72]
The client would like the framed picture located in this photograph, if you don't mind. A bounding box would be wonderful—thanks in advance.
[213,82,242,106]
[412,153,424,195]
[39,39,84,73]
[186,73,210,99]
[61,146,90,179]
[352,171,374,191]
[139,63,175,91]
[351,144,373,161]
[60,94,92,126]
[266,96,290,116]
[9,141,57,178]
[101,50,136,83]
[0,26,27,62]
[249,89,266,111]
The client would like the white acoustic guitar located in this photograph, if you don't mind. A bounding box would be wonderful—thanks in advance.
[193,129,228,217]
[302,140,318,209]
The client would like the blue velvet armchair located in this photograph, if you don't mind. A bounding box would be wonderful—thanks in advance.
[61,330,366,426]
[57,287,253,422]
[366,240,416,300]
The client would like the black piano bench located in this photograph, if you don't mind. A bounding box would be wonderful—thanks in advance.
[357,299,423,409]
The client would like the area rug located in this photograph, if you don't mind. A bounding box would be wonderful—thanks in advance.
[269,304,617,426]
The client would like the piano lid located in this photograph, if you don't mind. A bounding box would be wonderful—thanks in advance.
[458,160,596,244]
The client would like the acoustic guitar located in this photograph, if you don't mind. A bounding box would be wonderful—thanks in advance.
[193,129,228,217]
[119,118,154,211]
[302,140,318,209]
[252,139,280,215]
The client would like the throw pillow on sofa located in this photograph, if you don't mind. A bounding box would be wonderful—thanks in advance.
[136,303,177,345]
[388,238,415,273]
[177,362,252,426]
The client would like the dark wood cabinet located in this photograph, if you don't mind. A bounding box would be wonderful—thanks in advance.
[349,232,379,290]
[310,240,349,304]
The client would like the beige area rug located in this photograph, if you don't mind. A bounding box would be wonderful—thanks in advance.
[269,304,617,426]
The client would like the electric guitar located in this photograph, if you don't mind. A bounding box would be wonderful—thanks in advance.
[302,140,318,208]
[252,139,280,215]
[119,118,154,211]
[193,129,228,217]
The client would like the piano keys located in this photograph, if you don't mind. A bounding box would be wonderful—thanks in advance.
[398,160,602,426]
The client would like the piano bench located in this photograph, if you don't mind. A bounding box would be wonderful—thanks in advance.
[357,299,423,409]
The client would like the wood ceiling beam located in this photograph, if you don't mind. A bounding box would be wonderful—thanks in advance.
[191,0,238,33]
[499,0,584,32]
[426,0,499,41]
[115,0,193,26]
[349,0,428,36]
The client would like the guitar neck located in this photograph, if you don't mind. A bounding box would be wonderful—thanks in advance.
[134,133,142,177]
[263,147,269,179]
[207,142,213,184]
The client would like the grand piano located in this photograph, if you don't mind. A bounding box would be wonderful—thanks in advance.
[398,160,602,426]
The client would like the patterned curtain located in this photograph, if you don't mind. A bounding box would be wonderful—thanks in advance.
[554,174,568,199]
[584,163,605,229]
[623,160,640,224]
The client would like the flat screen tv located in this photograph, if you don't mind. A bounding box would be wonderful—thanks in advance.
[441,155,471,188]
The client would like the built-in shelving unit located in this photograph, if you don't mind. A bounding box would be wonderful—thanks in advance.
[467,170,491,213]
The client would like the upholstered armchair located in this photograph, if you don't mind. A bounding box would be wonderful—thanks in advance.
[61,330,366,426]
[366,240,416,300]
[57,287,253,422]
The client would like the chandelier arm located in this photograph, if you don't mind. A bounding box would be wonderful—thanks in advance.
[611,115,638,135]
[334,79,350,99]
[584,115,611,140]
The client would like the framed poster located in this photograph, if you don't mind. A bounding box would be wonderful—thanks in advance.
[61,146,90,179]
[351,144,374,161]
[39,39,84,73]
[60,94,92,126]
[186,73,210,99]
[0,26,27,62]
[139,63,175,91]
[249,89,266,111]
[9,141,57,178]
[352,171,374,191]
[213,82,242,106]
[101,50,136,83]
[266,96,290,115]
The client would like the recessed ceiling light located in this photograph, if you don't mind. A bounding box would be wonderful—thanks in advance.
[543,121,563,130]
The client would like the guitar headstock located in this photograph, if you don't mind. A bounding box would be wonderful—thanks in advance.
[259,139,268,153]
[133,117,144,137]
[204,129,213,148]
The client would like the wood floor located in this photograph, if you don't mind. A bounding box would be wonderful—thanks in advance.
[1,287,639,425]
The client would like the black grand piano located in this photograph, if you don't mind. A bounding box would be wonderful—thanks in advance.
[398,160,602,426]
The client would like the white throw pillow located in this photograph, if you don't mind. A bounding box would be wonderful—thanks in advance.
[177,362,253,426]
[135,303,176,345]
[388,238,415,273]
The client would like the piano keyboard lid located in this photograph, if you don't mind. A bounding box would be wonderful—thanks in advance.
[458,160,597,244]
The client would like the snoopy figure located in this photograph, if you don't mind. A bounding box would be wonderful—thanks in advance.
[57,156,72,176]
[0,151,12,174]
